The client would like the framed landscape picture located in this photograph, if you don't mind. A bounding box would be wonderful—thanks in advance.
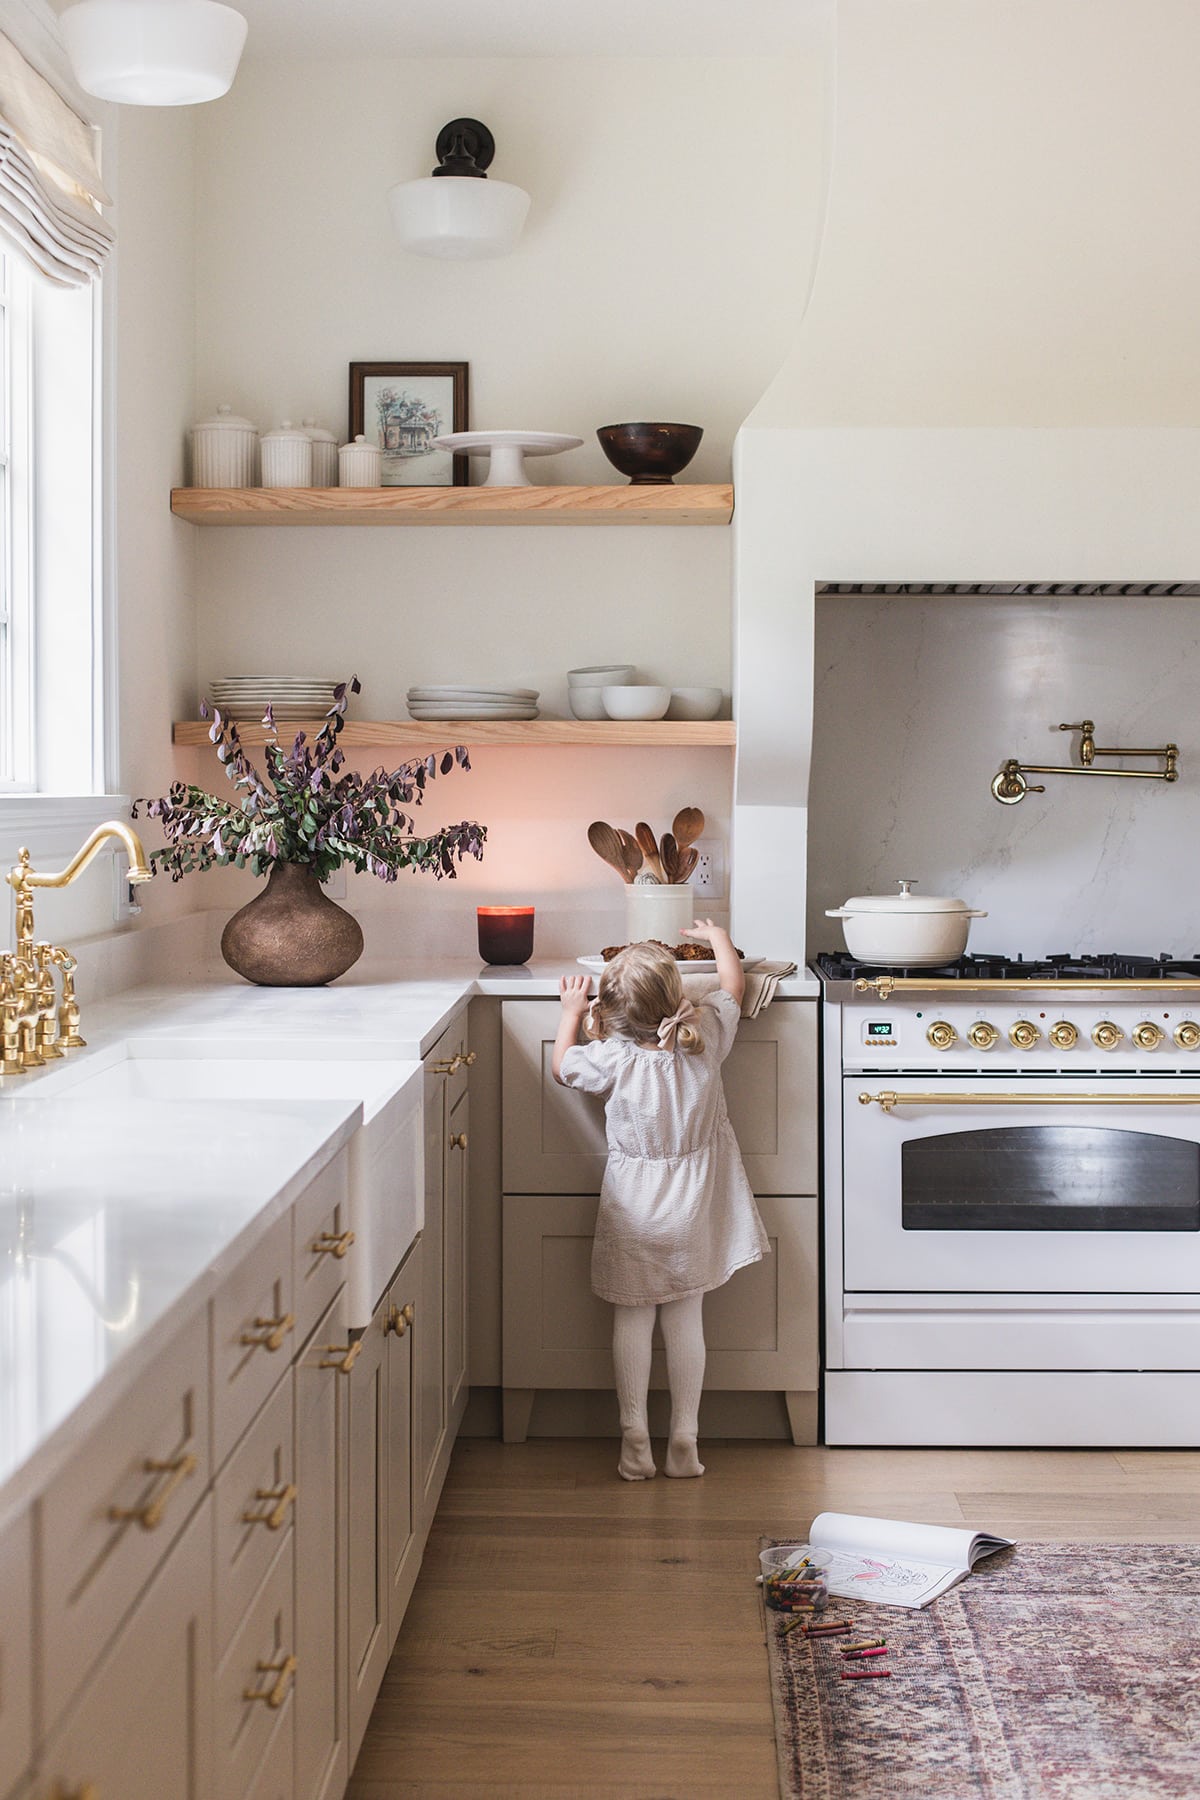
[348,361,469,487]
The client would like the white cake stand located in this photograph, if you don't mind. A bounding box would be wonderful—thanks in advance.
[431,430,583,487]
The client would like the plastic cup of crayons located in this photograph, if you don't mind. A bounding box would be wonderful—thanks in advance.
[759,1546,832,1613]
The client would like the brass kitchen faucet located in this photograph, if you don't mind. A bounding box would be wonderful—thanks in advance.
[2,821,152,1075]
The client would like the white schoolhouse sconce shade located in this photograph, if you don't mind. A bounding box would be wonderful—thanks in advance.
[60,0,248,105]
[389,118,531,260]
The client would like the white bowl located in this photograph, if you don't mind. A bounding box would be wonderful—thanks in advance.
[568,663,634,688]
[600,684,671,721]
[667,687,723,721]
[568,688,608,720]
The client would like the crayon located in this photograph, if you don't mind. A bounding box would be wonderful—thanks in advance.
[841,1667,891,1680]
[842,1638,887,1652]
[841,1646,888,1659]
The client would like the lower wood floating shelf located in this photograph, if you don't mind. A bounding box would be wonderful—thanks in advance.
[173,719,736,749]
[169,484,733,526]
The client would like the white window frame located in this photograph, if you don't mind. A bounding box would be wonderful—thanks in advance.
[0,247,33,792]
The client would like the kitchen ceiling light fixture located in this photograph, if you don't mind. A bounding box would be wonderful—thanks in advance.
[388,118,531,260]
[59,0,248,106]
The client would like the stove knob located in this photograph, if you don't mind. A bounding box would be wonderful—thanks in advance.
[1132,1021,1165,1051]
[1175,1020,1200,1050]
[967,1020,998,1050]
[926,1020,957,1050]
[1008,1019,1041,1049]
[1092,1020,1124,1050]
[1048,1020,1079,1050]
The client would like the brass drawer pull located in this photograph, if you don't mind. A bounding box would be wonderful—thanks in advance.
[243,1482,297,1531]
[50,1783,99,1799]
[431,1052,463,1074]
[108,1450,198,1531]
[241,1312,295,1352]
[319,1339,363,1375]
[386,1300,415,1337]
[243,1652,298,1709]
[313,1228,355,1261]
[449,1131,468,1150]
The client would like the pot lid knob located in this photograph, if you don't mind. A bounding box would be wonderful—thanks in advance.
[896,877,917,897]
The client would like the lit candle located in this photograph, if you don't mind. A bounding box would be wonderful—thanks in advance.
[477,906,535,966]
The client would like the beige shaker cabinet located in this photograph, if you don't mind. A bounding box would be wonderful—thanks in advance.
[384,1242,421,1647]
[418,1013,472,1537]
[498,998,819,1445]
[0,1512,33,1798]
[345,1285,390,1766]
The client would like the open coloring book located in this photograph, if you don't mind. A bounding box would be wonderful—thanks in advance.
[808,1512,1014,1610]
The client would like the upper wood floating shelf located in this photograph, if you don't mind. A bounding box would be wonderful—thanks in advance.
[173,719,735,750]
[169,484,733,527]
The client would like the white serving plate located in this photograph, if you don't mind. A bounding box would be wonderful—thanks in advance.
[576,953,763,975]
[407,686,539,702]
[407,707,538,721]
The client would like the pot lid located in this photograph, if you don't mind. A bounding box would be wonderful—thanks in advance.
[833,877,978,915]
[192,402,256,433]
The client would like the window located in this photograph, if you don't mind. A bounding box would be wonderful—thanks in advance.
[0,247,33,791]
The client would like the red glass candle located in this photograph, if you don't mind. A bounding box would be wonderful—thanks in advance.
[477,906,535,965]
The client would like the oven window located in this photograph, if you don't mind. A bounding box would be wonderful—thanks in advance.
[901,1126,1200,1231]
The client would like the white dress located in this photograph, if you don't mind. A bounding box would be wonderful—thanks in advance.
[558,988,770,1306]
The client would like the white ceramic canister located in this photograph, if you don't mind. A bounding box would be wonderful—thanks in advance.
[260,420,313,488]
[625,883,697,947]
[302,418,339,488]
[190,403,258,487]
[338,433,382,488]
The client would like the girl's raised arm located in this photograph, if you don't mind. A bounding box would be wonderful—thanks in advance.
[681,919,745,1007]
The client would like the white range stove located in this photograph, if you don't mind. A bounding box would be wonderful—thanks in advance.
[815,952,1200,1447]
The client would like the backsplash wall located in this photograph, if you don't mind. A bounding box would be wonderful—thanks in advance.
[807,592,1200,957]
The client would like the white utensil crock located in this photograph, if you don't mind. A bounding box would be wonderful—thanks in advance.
[625,883,696,946]
[825,878,987,966]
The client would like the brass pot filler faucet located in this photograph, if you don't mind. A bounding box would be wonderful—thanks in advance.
[992,718,1179,805]
[2,821,152,1076]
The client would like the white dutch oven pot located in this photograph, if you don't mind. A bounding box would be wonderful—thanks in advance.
[826,878,987,966]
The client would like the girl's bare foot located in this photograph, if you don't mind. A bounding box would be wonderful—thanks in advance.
[665,1434,705,1478]
[618,1427,656,1480]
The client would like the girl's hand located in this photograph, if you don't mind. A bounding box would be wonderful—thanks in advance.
[681,918,723,946]
[559,973,592,1017]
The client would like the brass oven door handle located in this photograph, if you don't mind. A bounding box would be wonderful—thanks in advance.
[860,1090,1200,1113]
[856,976,1200,997]
[319,1339,364,1374]
[108,1450,199,1531]
[241,1312,295,1352]
[242,1483,298,1531]
[243,1652,298,1709]
[312,1229,356,1260]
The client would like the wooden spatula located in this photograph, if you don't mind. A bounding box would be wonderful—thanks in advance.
[616,829,644,882]
[588,820,632,882]
[661,831,683,883]
[635,822,666,882]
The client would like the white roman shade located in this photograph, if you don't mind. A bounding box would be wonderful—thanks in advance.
[0,30,112,286]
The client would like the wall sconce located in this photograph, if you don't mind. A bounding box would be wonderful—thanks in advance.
[60,0,247,106]
[389,118,531,261]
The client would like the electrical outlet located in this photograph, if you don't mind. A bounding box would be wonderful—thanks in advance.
[691,838,725,898]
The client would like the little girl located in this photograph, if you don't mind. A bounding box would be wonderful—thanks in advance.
[553,919,768,1481]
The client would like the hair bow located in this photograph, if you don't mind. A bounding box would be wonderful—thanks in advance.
[657,997,698,1050]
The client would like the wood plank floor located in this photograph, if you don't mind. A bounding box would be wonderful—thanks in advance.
[346,1436,1200,1799]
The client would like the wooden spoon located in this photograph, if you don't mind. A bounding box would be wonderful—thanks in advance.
[661,831,682,883]
[635,822,666,882]
[671,806,705,850]
[588,820,632,882]
[616,829,644,882]
[676,846,699,883]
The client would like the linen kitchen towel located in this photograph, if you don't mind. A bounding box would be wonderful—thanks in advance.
[681,961,799,1019]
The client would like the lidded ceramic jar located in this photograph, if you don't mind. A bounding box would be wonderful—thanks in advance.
[338,433,382,488]
[302,418,339,488]
[190,403,258,488]
[260,420,313,488]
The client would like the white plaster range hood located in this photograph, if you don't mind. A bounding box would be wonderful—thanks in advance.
[729,0,1200,967]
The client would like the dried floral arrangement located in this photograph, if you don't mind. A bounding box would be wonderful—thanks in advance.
[133,679,486,884]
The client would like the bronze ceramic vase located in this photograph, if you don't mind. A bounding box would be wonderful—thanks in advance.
[220,861,364,986]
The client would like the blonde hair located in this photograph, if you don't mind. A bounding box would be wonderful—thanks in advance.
[586,941,705,1054]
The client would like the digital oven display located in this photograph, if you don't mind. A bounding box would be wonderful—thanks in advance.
[866,1021,893,1038]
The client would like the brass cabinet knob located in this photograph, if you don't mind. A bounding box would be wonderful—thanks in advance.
[1008,1020,1041,1049]
[926,1020,956,1050]
[1175,1020,1200,1050]
[403,1301,415,1323]
[1092,1020,1124,1050]
[967,1021,998,1050]
[1048,1020,1079,1050]
[386,1305,407,1338]
[1132,1021,1165,1051]
[464,1050,477,1066]
[449,1131,469,1150]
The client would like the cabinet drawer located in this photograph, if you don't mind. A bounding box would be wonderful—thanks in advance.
[0,1510,33,1798]
[502,1192,819,1390]
[501,999,818,1195]
[243,1696,295,1800]
[40,1304,210,1732]
[214,1374,296,1664]
[293,1154,353,1345]
[215,1533,295,1800]
[213,1210,295,1469]
[36,1495,214,1800]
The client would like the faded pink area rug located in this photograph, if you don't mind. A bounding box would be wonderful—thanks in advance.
[764,1541,1200,1799]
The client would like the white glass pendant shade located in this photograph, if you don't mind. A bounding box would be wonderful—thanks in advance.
[388,176,531,261]
[60,0,248,106]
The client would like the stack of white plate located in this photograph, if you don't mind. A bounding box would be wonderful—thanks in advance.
[406,685,539,721]
[207,676,342,718]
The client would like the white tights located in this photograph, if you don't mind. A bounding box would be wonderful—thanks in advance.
[611,1294,706,1480]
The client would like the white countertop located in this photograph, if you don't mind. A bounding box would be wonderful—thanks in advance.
[0,954,817,1520]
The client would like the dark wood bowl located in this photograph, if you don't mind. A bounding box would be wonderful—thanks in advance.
[596,421,703,485]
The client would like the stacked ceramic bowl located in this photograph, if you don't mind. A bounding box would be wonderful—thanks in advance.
[567,664,634,720]
[207,676,343,718]
[407,685,539,721]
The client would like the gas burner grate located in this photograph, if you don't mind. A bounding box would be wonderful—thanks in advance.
[814,950,1200,982]
[815,581,1200,598]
